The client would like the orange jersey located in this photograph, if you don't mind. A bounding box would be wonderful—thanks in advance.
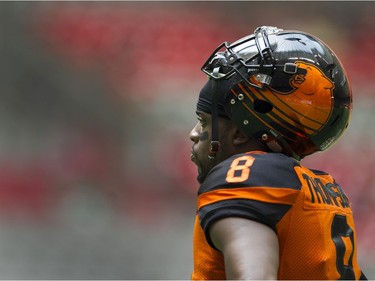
[192,151,366,280]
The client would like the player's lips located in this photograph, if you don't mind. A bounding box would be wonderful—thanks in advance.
[190,148,198,165]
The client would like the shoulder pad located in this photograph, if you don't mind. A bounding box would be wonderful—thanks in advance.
[199,152,301,195]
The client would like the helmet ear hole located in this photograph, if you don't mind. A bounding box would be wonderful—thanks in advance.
[254,99,273,114]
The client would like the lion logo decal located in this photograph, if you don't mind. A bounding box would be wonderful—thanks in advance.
[238,61,335,137]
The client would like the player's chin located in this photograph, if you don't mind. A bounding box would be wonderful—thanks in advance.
[190,148,200,165]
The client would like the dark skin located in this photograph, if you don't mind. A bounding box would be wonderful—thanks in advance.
[190,111,279,280]
[190,111,255,184]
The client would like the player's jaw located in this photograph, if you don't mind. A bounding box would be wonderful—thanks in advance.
[189,112,228,184]
[191,144,208,184]
[190,129,214,183]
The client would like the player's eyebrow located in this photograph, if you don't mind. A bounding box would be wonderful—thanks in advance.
[196,111,213,125]
[196,111,209,118]
[196,111,204,120]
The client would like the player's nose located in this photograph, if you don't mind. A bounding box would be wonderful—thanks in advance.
[189,123,200,143]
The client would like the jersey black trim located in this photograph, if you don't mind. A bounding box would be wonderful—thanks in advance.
[198,198,292,250]
[198,152,302,196]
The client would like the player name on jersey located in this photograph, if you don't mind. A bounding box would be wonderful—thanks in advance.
[301,173,350,209]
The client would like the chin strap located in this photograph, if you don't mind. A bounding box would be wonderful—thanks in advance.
[208,67,221,159]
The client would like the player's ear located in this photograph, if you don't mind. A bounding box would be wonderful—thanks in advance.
[232,128,250,146]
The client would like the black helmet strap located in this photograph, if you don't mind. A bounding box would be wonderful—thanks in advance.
[208,67,221,159]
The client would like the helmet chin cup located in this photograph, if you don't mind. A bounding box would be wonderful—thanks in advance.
[208,141,220,159]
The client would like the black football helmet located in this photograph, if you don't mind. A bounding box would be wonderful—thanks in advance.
[201,26,352,160]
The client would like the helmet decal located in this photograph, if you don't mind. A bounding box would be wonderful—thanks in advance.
[233,61,335,139]
[288,61,334,131]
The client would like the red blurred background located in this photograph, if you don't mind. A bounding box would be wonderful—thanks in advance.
[0,2,374,278]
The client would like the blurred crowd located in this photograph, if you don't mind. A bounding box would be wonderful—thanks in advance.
[0,2,374,279]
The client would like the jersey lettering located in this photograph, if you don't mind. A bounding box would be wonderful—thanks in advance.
[302,173,350,208]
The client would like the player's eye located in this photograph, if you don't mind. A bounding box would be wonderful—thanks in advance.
[197,116,206,127]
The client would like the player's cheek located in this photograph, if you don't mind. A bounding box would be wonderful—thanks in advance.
[199,131,209,141]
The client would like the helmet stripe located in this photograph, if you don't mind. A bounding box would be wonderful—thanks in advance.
[233,86,299,142]
[244,82,318,133]
[236,83,311,139]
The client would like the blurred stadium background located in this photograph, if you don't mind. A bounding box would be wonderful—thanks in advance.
[0,1,374,279]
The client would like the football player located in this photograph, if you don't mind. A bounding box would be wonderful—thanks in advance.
[190,26,367,280]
